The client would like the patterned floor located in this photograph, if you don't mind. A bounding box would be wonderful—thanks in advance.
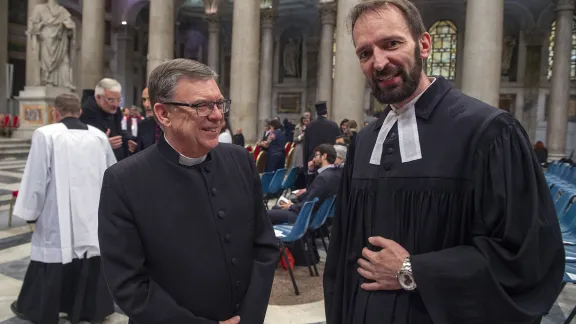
[0,156,573,323]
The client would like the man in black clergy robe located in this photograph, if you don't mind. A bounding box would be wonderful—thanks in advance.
[323,1,565,324]
[98,59,279,324]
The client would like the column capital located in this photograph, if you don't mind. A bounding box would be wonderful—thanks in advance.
[554,0,575,11]
[205,13,220,32]
[318,2,337,25]
[261,8,275,29]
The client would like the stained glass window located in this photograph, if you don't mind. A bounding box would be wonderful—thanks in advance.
[426,20,457,80]
[547,18,576,80]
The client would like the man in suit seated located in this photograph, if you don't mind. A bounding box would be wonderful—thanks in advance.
[268,144,342,225]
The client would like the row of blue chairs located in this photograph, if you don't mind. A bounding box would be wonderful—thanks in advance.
[273,195,336,295]
[545,162,576,323]
[261,167,299,207]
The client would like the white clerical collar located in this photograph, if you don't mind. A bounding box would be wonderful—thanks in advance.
[370,77,436,165]
[318,164,335,174]
[164,135,207,166]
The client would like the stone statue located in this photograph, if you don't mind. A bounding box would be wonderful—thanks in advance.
[27,0,76,90]
[501,36,516,76]
[283,37,300,77]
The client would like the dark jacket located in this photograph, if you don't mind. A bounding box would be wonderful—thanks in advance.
[80,89,128,161]
[98,137,279,324]
[303,116,340,168]
[292,166,342,213]
[137,117,162,152]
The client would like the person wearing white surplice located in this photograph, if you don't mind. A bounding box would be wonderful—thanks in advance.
[10,94,116,324]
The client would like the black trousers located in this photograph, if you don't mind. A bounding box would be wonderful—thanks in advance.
[268,207,298,225]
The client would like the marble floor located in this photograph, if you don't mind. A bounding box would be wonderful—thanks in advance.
[0,156,574,323]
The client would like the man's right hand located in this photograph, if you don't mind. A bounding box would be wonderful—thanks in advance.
[106,129,123,149]
[220,316,240,324]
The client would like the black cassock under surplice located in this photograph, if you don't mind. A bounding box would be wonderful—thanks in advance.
[323,77,565,324]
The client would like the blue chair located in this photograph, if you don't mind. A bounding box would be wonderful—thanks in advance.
[309,196,336,252]
[261,172,274,196]
[281,167,299,196]
[274,198,318,295]
[268,168,287,196]
[559,263,576,323]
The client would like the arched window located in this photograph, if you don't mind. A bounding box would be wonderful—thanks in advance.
[426,20,458,80]
[547,18,576,80]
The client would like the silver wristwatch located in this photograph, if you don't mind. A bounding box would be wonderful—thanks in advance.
[397,256,417,291]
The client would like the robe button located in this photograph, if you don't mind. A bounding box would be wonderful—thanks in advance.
[211,188,217,196]
[235,303,241,311]
[383,164,391,171]
[232,258,238,266]
[204,167,210,173]
[235,280,240,288]
[218,211,226,219]
[389,132,396,139]
[387,147,394,155]
[225,234,232,242]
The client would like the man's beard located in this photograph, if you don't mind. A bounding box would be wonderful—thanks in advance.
[371,47,422,105]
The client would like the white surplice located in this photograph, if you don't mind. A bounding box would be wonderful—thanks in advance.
[14,123,117,264]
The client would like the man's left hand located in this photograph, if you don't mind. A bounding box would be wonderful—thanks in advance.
[357,236,409,291]
[128,140,137,153]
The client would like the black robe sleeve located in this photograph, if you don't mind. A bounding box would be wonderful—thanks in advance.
[411,114,565,323]
[323,138,355,324]
[98,168,217,324]
[238,149,280,323]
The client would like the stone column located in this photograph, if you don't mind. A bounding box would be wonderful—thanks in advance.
[114,25,134,107]
[317,2,336,116]
[547,0,576,160]
[332,0,366,126]
[229,0,260,143]
[460,0,504,107]
[257,8,274,138]
[25,0,45,86]
[80,0,105,90]
[147,0,175,79]
[0,0,8,112]
[206,14,220,74]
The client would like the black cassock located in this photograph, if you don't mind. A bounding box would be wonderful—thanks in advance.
[323,77,565,324]
[99,136,280,324]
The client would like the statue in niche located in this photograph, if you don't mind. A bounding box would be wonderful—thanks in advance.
[27,0,76,90]
[283,37,301,78]
[501,35,516,77]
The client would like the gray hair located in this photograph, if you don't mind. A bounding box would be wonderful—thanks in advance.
[334,144,348,163]
[148,58,218,107]
[347,0,426,42]
[95,78,122,96]
[54,93,81,115]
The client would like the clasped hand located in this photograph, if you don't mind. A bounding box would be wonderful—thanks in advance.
[357,236,409,291]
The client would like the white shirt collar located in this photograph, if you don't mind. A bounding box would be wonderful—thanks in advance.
[370,77,436,165]
[164,135,207,166]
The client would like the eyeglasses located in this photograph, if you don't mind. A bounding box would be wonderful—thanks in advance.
[101,97,121,104]
[162,99,231,117]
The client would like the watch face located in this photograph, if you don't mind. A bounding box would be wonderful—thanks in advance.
[399,271,417,290]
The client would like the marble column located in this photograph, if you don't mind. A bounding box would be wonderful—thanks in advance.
[547,0,576,160]
[257,8,274,138]
[332,0,366,126]
[460,0,504,107]
[25,0,45,86]
[317,2,336,116]
[114,26,134,107]
[147,0,175,79]
[80,0,105,90]
[229,0,260,143]
[206,14,220,74]
[0,0,8,112]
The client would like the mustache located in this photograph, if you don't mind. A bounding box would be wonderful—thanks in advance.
[373,65,402,79]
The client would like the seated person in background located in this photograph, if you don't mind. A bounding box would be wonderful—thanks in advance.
[268,144,342,225]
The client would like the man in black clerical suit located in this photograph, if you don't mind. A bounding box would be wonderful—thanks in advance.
[98,59,279,324]
[324,1,564,324]
[303,102,340,170]
[80,78,134,161]
[136,87,163,151]
[268,144,341,225]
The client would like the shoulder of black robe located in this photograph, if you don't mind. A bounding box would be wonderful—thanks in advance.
[410,111,565,323]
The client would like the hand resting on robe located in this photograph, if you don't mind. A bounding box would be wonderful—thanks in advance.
[357,236,409,291]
